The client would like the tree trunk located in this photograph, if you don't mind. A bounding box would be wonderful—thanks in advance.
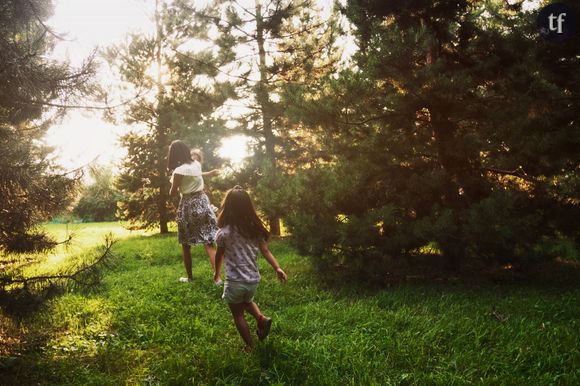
[255,0,280,236]
[155,0,169,234]
[158,194,169,233]
[157,130,169,234]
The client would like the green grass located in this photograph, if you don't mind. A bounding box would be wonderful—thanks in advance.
[1,223,579,385]
[3,222,150,279]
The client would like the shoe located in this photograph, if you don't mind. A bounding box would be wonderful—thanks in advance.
[257,316,272,341]
[214,279,223,286]
[179,277,192,283]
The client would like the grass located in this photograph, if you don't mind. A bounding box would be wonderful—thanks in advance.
[2,222,151,279]
[1,223,579,385]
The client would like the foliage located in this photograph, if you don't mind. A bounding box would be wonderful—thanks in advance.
[0,236,116,314]
[191,0,343,234]
[0,222,148,317]
[0,0,95,252]
[72,166,123,222]
[281,0,580,270]
[106,0,233,232]
[0,226,578,384]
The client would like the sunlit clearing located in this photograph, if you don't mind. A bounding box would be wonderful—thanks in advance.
[218,135,250,169]
[47,253,67,266]
[23,253,68,277]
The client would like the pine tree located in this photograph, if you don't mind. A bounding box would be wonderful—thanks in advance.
[283,0,579,270]
[106,0,233,232]
[187,0,341,235]
[0,0,95,251]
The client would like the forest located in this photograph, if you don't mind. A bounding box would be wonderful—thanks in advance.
[0,0,578,384]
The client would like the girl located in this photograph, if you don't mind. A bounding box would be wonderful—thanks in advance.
[167,140,220,283]
[214,186,287,351]
[191,148,219,213]
[190,148,203,164]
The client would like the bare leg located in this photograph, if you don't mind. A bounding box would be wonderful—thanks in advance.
[243,302,265,322]
[228,303,253,349]
[245,302,271,340]
[182,244,193,281]
[204,243,216,271]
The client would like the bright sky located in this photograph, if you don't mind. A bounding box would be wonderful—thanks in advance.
[46,0,248,172]
[45,0,537,172]
[46,0,153,171]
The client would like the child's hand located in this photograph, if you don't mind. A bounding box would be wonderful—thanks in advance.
[275,268,287,282]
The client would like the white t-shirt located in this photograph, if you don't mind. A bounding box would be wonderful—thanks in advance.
[171,161,203,194]
[216,225,263,284]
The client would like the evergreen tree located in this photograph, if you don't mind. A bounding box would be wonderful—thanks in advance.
[0,0,95,251]
[107,0,233,232]
[187,0,341,234]
[283,0,579,270]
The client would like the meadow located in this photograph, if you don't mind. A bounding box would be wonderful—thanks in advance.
[0,223,578,385]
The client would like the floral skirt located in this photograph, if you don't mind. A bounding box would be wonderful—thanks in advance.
[176,191,218,245]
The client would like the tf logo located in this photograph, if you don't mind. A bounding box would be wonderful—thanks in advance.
[537,3,576,43]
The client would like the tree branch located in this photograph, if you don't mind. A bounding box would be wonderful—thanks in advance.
[25,0,71,41]
[16,89,151,111]
[484,166,540,184]
[232,0,256,18]
[0,236,116,289]
[171,48,257,82]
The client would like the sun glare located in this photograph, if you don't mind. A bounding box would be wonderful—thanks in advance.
[218,135,250,167]
[145,62,172,85]
[44,112,128,171]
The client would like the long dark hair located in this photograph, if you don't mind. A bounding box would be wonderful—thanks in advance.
[167,140,193,172]
[217,186,270,241]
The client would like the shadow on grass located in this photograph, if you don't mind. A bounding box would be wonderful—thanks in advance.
[313,253,580,293]
[2,233,579,385]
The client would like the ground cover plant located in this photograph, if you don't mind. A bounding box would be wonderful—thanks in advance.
[0,223,578,385]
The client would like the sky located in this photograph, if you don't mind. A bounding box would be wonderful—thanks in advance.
[44,0,540,172]
[45,0,248,172]
[46,0,154,171]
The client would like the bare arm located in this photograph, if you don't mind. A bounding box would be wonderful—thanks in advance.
[169,174,183,196]
[214,245,225,282]
[259,241,287,282]
[201,169,220,177]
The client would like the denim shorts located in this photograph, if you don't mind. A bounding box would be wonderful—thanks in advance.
[222,281,259,304]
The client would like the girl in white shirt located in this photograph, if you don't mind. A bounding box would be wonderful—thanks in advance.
[168,140,220,283]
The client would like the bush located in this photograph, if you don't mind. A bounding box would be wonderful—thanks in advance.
[281,161,577,275]
[73,167,122,222]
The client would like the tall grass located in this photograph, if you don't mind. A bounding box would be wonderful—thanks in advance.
[0,223,578,385]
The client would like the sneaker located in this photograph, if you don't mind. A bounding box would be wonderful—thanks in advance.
[179,277,192,283]
[214,279,224,286]
[257,316,272,341]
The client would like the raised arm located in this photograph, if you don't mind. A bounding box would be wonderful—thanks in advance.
[201,169,220,177]
[259,241,287,282]
[169,174,183,196]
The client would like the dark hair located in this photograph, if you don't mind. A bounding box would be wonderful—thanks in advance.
[217,186,270,241]
[167,140,193,171]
